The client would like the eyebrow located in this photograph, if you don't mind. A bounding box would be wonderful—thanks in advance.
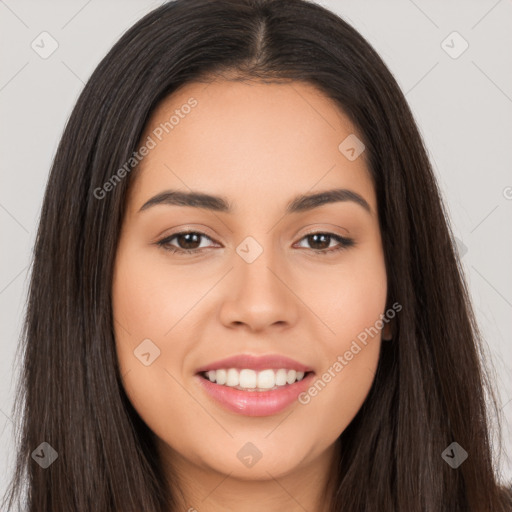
[138,187,372,215]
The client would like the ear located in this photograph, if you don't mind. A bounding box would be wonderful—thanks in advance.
[382,319,393,341]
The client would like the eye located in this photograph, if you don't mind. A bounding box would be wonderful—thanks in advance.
[156,231,217,254]
[156,230,355,256]
[293,232,355,255]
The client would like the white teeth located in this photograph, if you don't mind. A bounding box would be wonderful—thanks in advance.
[216,369,227,385]
[226,368,239,387]
[203,368,308,390]
[286,369,297,384]
[257,369,275,389]
[275,368,288,386]
[239,369,257,389]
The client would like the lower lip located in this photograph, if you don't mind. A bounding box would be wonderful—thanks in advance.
[195,372,315,417]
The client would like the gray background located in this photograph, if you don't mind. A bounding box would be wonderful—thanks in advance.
[1,0,511,499]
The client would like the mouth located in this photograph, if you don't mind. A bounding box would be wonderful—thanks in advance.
[194,354,316,416]
[198,368,315,392]
[194,353,315,416]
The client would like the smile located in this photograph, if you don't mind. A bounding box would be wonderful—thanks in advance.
[201,368,308,391]
[196,370,315,417]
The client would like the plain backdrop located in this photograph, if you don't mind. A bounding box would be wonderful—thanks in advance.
[1,0,511,500]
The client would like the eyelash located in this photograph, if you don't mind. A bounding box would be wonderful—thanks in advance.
[156,230,355,256]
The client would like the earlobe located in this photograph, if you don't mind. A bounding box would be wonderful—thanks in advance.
[382,320,393,341]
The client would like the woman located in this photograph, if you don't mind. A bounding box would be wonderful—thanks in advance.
[3,0,511,510]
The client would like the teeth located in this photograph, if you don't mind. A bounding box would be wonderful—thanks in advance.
[275,368,288,386]
[226,368,239,387]
[203,368,307,390]
[216,369,227,385]
[287,369,297,385]
[257,369,274,389]
[240,369,257,388]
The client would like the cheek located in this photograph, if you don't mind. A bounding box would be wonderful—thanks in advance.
[297,302,383,445]
[111,248,178,405]
[112,248,170,335]
[111,250,194,446]
[111,250,196,359]
[112,244,221,338]
[311,247,388,343]
[298,247,386,431]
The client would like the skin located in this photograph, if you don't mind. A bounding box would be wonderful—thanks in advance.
[112,78,392,512]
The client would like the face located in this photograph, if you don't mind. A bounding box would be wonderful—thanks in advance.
[112,79,390,486]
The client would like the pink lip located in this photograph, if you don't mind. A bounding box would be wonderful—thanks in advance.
[195,353,314,373]
[195,372,315,417]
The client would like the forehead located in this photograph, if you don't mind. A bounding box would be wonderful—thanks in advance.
[128,79,375,215]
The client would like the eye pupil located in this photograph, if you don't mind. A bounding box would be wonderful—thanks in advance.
[308,233,330,250]
[178,232,201,249]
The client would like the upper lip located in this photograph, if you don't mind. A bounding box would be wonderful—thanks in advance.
[195,354,314,374]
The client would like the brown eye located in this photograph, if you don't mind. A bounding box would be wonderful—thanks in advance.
[156,230,355,256]
[294,232,355,255]
[157,231,216,254]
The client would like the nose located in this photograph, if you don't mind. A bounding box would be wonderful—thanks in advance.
[218,243,300,333]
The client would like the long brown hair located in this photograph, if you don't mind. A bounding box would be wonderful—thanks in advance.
[3,0,511,510]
